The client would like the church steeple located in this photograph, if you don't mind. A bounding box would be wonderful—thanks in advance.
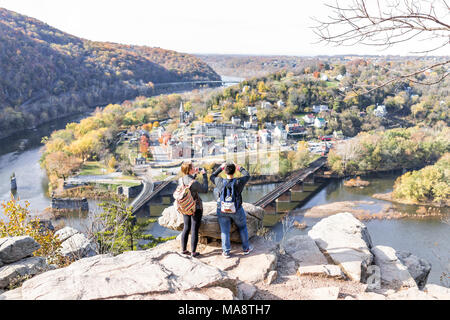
[179,102,184,123]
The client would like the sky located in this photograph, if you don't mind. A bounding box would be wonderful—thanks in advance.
[0,0,447,56]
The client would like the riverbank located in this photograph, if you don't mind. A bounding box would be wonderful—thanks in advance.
[0,82,220,141]
[373,192,449,208]
[292,200,447,221]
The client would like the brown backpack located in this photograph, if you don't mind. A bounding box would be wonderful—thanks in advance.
[173,178,196,215]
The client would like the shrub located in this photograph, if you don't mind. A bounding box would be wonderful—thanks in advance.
[0,195,66,267]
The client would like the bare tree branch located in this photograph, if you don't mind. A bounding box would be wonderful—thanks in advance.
[313,0,450,95]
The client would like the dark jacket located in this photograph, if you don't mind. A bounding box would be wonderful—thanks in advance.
[181,173,208,212]
[210,166,250,209]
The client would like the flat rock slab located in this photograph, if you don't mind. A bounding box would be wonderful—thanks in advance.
[157,236,278,285]
[354,292,386,300]
[158,202,264,243]
[424,284,450,300]
[298,264,345,279]
[6,248,237,300]
[0,256,47,289]
[308,212,373,282]
[310,286,340,300]
[226,237,278,284]
[0,237,40,264]
[284,235,328,266]
[372,245,417,290]
[386,287,436,300]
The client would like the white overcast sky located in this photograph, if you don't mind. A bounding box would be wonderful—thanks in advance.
[0,0,447,56]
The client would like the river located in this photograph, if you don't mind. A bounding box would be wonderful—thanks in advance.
[0,82,448,287]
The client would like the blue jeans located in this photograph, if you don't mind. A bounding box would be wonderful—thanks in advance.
[217,205,249,253]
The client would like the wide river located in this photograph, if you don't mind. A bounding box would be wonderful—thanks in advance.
[0,94,448,287]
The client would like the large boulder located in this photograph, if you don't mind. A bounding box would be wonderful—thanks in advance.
[396,251,431,290]
[2,248,238,300]
[158,202,265,242]
[0,257,47,289]
[0,237,40,264]
[308,212,373,282]
[371,245,417,290]
[283,235,328,266]
[55,227,96,259]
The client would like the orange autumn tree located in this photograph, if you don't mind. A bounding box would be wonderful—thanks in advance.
[139,135,149,158]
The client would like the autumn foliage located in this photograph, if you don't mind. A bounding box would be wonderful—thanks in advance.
[0,196,67,267]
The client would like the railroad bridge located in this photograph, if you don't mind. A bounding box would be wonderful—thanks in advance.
[130,156,328,216]
[253,156,328,213]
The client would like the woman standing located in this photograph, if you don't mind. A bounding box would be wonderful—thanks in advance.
[179,161,208,257]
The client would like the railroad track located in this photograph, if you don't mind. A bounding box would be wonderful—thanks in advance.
[253,157,327,208]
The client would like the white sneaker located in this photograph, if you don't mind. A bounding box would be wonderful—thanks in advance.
[243,245,253,255]
[222,251,231,258]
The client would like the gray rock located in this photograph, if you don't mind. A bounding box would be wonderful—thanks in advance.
[237,282,257,300]
[298,264,346,279]
[265,270,277,284]
[371,245,417,290]
[284,235,328,266]
[308,212,373,282]
[0,257,48,289]
[0,237,41,264]
[158,202,265,242]
[55,226,80,242]
[59,233,96,259]
[396,251,431,290]
[12,248,238,300]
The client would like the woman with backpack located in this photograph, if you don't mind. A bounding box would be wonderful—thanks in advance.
[176,161,208,257]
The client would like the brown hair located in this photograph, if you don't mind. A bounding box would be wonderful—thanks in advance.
[181,161,193,175]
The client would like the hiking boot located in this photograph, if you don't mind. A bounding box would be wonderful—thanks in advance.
[222,251,231,258]
[181,250,190,255]
[243,246,254,255]
[191,252,200,258]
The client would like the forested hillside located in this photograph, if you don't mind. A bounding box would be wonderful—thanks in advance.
[0,8,220,136]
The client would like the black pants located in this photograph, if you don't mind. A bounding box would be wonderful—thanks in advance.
[181,209,203,252]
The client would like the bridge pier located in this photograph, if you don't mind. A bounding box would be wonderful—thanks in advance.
[304,175,315,185]
[263,202,277,214]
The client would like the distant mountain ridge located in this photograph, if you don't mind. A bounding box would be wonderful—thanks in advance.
[0,8,220,135]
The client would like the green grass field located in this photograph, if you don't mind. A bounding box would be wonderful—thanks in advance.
[79,161,107,176]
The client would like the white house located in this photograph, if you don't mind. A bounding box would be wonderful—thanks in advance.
[258,129,271,144]
[303,114,315,125]
[273,126,288,140]
[261,101,272,110]
[277,100,285,108]
[314,117,327,128]
[247,106,257,116]
[312,105,329,113]
[374,104,387,117]
[320,74,328,81]
[231,117,241,126]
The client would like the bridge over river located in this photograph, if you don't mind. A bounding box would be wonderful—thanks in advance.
[130,156,328,215]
